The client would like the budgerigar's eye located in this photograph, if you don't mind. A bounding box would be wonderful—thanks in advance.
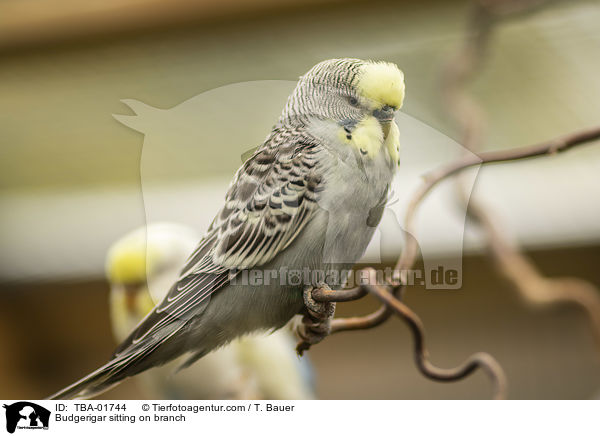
[348,96,359,107]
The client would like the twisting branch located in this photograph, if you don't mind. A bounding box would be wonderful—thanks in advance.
[397,125,600,277]
[465,198,600,348]
[441,0,600,355]
[311,286,367,302]
[329,306,391,334]
[362,279,507,400]
[309,285,394,333]
[308,269,508,399]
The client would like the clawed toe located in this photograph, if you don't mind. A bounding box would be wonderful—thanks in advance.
[295,285,336,355]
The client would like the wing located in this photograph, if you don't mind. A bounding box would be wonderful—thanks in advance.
[189,134,323,272]
[113,130,323,357]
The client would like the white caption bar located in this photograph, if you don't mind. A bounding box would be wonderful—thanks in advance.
[1,400,598,436]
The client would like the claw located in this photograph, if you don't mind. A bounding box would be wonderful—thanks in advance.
[295,285,336,355]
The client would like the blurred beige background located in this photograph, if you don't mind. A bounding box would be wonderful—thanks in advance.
[0,0,599,399]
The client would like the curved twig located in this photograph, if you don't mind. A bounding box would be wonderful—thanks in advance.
[466,198,600,349]
[443,0,600,355]
[362,280,507,400]
[330,306,391,333]
[397,125,600,273]
[311,286,367,302]
[312,268,507,399]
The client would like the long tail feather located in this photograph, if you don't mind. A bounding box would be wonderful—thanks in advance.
[46,360,127,400]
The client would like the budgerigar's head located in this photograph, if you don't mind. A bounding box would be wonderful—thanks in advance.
[280,58,404,160]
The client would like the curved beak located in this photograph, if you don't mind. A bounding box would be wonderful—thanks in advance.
[373,105,397,140]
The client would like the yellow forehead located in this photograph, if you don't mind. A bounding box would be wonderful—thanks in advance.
[106,242,158,284]
[357,61,405,109]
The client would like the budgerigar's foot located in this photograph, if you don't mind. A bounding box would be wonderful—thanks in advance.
[295,285,336,355]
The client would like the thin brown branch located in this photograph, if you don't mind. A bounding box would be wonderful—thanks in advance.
[330,306,391,333]
[311,286,367,302]
[397,125,600,274]
[442,0,600,358]
[466,198,600,349]
[312,284,393,333]
[362,280,507,400]
[313,268,507,399]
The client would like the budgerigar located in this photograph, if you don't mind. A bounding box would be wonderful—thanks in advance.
[49,58,404,399]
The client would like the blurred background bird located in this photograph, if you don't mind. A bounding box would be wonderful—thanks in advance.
[105,222,316,400]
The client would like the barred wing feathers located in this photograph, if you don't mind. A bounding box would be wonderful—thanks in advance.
[114,130,323,358]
